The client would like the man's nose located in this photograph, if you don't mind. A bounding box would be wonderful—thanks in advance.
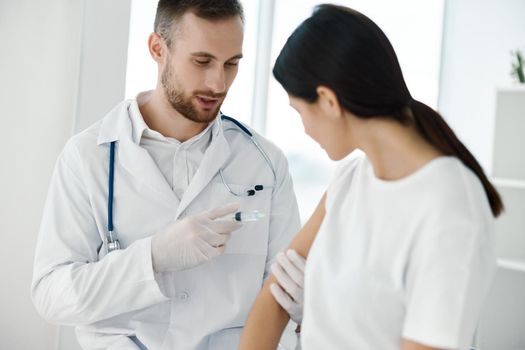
[205,67,226,94]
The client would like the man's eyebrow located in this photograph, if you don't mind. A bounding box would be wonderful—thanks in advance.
[227,54,243,61]
[190,52,243,61]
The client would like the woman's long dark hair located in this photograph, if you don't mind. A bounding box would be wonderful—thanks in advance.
[273,4,503,217]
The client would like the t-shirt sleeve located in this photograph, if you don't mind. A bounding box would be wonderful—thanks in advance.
[402,223,496,349]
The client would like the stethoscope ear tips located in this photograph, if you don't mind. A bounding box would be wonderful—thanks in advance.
[246,185,263,196]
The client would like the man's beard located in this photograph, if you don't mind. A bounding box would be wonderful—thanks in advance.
[161,63,225,123]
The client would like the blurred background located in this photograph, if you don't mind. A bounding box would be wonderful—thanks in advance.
[0,0,524,348]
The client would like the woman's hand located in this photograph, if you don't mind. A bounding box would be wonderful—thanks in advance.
[270,249,306,325]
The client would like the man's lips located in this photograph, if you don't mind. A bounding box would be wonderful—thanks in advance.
[196,95,220,109]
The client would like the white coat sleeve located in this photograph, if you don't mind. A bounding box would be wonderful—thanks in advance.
[264,149,301,280]
[31,142,169,326]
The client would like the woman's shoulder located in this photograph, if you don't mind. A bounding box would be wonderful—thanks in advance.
[325,150,367,206]
[424,157,493,224]
[428,157,484,195]
[333,149,367,178]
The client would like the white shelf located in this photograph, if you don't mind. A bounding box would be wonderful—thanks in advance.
[493,177,525,189]
[496,85,525,92]
[491,88,525,262]
[492,88,525,179]
[497,258,525,272]
[476,87,525,350]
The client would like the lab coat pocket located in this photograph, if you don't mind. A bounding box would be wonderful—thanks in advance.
[207,326,243,348]
[179,182,272,329]
[205,182,272,256]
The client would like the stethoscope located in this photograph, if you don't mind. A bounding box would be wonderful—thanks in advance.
[104,114,276,254]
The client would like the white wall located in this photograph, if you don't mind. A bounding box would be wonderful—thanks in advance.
[438,0,525,172]
[0,1,130,349]
[439,2,525,348]
[0,1,82,348]
[74,0,132,132]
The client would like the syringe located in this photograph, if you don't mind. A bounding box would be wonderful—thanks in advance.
[230,210,266,222]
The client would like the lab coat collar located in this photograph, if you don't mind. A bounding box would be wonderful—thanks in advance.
[97,94,220,146]
[101,98,177,206]
[96,100,133,145]
[175,116,230,218]
[127,91,215,146]
[129,93,150,144]
[130,95,217,149]
[96,97,231,215]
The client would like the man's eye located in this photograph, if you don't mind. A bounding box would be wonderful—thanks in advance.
[194,60,210,65]
[225,61,239,67]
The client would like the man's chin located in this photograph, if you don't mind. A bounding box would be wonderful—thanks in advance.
[170,103,221,124]
[193,104,222,123]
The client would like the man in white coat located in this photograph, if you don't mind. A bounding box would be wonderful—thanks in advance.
[31,1,301,349]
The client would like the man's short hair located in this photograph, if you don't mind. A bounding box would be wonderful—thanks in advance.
[154,0,244,48]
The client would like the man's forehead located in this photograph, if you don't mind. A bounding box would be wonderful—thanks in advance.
[171,12,244,58]
[173,11,243,38]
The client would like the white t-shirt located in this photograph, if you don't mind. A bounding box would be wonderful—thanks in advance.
[301,153,496,350]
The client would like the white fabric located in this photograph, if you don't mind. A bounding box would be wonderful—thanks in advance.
[31,94,301,350]
[132,92,214,200]
[301,152,496,350]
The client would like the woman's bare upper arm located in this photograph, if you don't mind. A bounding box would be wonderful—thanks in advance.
[288,193,326,258]
[238,194,326,350]
[401,339,447,350]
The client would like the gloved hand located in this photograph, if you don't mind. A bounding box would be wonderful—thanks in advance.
[270,249,306,325]
[151,203,242,272]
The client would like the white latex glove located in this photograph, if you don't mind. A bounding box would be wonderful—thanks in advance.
[270,249,306,324]
[151,203,242,272]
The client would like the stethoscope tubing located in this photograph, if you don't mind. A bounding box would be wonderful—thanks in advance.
[104,114,275,253]
[108,141,116,234]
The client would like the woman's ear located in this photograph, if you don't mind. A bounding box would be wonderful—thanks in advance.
[316,86,343,119]
[148,32,165,64]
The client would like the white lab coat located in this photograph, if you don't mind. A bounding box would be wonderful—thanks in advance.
[31,99,301,349]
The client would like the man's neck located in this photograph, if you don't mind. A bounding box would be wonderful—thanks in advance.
[138,90,209,142]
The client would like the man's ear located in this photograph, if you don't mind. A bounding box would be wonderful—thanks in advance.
[148,32,165,63]
[316,86,343,119]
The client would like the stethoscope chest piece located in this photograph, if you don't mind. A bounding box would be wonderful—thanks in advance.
[106,231,121,253]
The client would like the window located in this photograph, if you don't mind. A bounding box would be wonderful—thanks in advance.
[125,0,158,99]
[266,0,444,221]
[125,0,444,222]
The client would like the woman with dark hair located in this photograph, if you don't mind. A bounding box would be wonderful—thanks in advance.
[239,4,503,350]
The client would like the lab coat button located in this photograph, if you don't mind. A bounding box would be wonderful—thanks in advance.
[177,291,189,301]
